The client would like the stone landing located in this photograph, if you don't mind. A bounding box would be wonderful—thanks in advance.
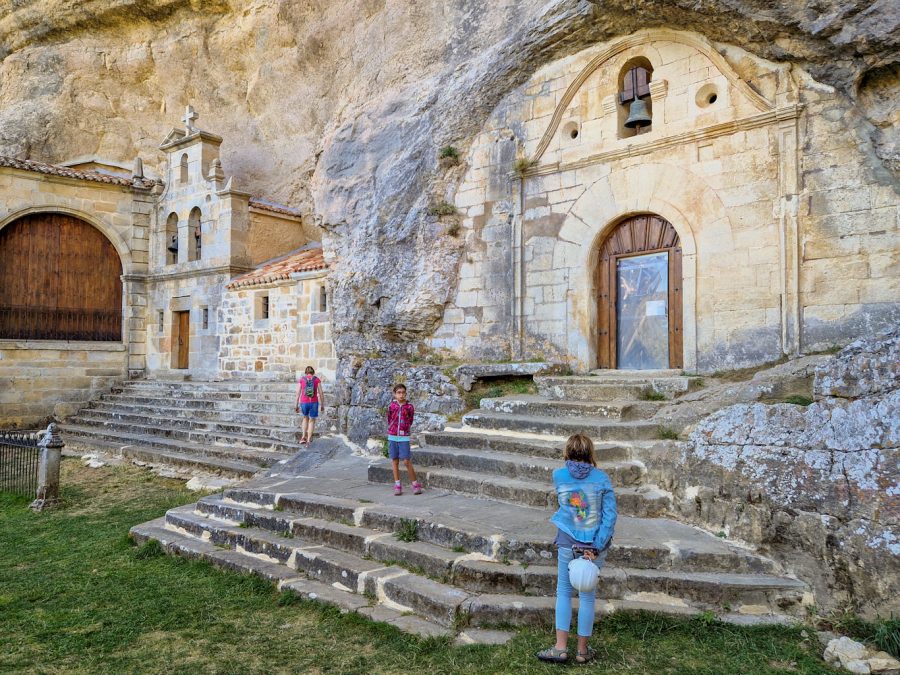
[63,379,334,477]
[131,371,809,638]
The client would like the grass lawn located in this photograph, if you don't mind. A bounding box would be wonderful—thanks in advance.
[0,459,839,674]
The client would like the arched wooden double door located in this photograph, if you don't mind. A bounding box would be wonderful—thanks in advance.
[596,214,682,369]
[0,213,123,341]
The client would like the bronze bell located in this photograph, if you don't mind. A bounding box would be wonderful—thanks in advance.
[624,98,652,129]
[167,234,179,254]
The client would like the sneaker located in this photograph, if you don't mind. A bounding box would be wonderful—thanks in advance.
[393,482,402,496]
[412,481,423,495]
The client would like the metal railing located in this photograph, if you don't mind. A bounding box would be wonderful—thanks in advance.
[0,424,65,510]
[0,305,121,341]
[0,429,41,498]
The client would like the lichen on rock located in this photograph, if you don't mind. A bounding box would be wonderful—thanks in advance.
[679,328,900,616]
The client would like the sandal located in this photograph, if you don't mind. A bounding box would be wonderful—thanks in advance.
[575,646,596,664]
[536,646,568,663]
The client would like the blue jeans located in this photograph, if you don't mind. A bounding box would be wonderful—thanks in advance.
[555,547,607,637]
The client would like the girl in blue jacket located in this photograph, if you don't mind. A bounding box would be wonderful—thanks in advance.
[537,433,617,665]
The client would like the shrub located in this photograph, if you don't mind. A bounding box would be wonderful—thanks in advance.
[438,145,459,160]
[428,201,456,217]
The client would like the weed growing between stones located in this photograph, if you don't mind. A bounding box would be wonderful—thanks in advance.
[462,376,538,411]
[658,426,680,440]
[641,388,667,401]
[395,518,419,542]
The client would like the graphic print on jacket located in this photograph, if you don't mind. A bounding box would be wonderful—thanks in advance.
[551,462,617,550]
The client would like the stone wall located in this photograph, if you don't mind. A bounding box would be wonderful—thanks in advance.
[335,357,465,445]
[218,272,336,382]
[0,165,152,375]
[429,30,898,372]
[0,340,126,428]
[672,329,899,617]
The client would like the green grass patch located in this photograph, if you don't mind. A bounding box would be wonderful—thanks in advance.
[462,376,538,412]
[0,459,840,673]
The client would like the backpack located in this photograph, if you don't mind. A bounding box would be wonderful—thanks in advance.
[303,377,317,399]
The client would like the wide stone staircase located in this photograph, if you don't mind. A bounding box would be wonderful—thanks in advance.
[64,379,322,476]
[131,370,810,639]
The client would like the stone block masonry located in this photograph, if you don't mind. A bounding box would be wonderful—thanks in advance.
[0,340,127,428]
[218,271,336,382]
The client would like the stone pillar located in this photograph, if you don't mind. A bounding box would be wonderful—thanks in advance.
[776,106,803,357]
[30,423,64,512]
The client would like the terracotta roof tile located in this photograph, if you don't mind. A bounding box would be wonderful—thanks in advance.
[227,247,327,289]
[0,154,155,188]
[248,198,304,218]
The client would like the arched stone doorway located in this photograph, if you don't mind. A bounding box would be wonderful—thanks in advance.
[0,213,123,341]
[596,214,683,369]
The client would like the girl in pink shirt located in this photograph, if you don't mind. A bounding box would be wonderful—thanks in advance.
[295,366,325,444]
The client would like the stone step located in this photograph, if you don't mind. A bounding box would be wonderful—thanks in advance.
[462,410,667,441]
[169,504,805,617]
[62,421,301,460]
[66,434,267,476]
[67,412,305,447]
[479,395,663,421]
[203,489,778,574]
[534,374,696,401]
[366,462,669,516]
[129,519,452,637]
[411,445,646,487]
[125,379,298,393]
[94,393,300,414]
[421,430,632,461]
[85,401,305,430]
[451,559,805,610]
[70,413,299,450]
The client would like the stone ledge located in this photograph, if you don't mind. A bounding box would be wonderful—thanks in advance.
[0,340,127,351]
[454,361,551,391]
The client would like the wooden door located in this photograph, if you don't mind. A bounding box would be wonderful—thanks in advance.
[596,214,683,369]
[0,213,122,340]
[173,311,190,369]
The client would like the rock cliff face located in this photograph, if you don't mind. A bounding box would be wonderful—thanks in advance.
[1,0,897,354]
[678,329,899,617]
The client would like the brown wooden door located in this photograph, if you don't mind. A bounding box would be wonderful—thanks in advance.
[174,311,190,369]
[0,213,122,340]
[596,214,683,369]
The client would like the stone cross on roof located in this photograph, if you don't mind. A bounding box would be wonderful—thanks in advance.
[182,105,199,133]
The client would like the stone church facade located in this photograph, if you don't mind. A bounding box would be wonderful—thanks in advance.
[0,28,897,427]
[430,29,898,372]
[0,112,336,427]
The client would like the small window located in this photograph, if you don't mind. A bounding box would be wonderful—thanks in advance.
[158,311,164,332]
[179,154,189,183]
[202,307,209,330]
[319,285,327,312]
[256,293,270,321]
